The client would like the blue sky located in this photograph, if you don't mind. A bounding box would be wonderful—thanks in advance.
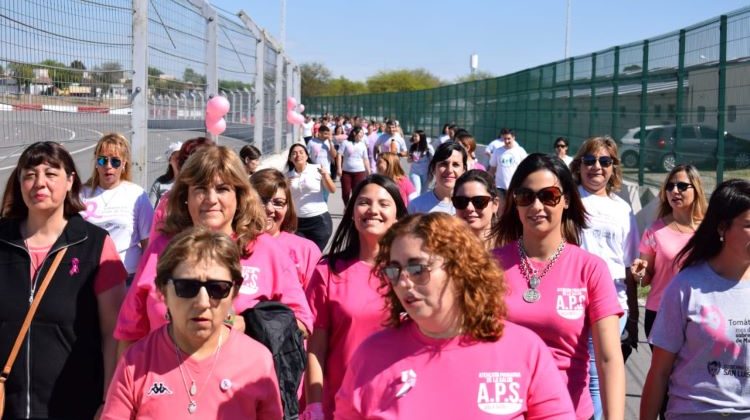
[215,0,749,82]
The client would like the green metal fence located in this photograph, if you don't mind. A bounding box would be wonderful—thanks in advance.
[304,8,750,191]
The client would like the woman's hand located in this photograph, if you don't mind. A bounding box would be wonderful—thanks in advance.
[300,402,324,420]
[631,258,649,286]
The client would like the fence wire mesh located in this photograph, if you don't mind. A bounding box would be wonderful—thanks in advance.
[305,7,750,192]
[0,0,300,189]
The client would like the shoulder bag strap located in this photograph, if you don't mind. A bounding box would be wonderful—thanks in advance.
[1,247,68,382]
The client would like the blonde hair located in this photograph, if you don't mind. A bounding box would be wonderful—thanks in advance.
[163,145,266,257]
[570,136,622,194]
[377,152,406,181]
[657,164,708,223]
[87,133,132,187]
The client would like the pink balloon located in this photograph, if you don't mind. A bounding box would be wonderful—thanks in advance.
[206,96,230,117]
[287,96,297,111]
[205,112,222,125]
[206,117,226,136]
[287,110,304,125]
[298,104,305,113]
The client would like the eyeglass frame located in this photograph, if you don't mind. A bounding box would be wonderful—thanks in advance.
[381,258,444,286]
[580,155,614,168]
[168,278,235,300]
[665,181,694,192]
[451,195,493,210]
[513,186,564,207]
[96,155,123,169]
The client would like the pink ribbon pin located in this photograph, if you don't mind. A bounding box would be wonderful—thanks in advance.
[69,257,80,276]
[395,369,417,398]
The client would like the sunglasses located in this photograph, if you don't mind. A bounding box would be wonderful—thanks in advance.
[452,195,492,210]
[581,155,614,168]
[169,278,234,299]
[382,263,435,285]
[665,182,693,192]
[262,198,288,209]
[555,144,567,149]
[513,186,564,207]
[96,156,123,169]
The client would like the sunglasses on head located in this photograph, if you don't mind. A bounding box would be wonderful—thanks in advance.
[452,195,492,210]
[96,156,123,169]
[581,155,614,168]
[513,186,564,207]
[169,278,234,299]
[665,181,693,192]
[382,263,434,285]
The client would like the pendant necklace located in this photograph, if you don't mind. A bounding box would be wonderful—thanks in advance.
[517,237,565,303]
[172,328,225,414]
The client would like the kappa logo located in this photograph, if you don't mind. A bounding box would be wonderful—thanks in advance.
[147,382,173,396]
[555,287,586,320]
[240,266,260,294]
[476,372,523,415]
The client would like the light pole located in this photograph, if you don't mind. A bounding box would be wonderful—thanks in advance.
[564,0,571,58]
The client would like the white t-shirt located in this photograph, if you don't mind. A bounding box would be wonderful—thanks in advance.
[80,181,154,274]
[407,191,455,215]
[302,121,314,137]
[578,185,640,310]
[307,137,333,169]
[287,164,328,218]
[409,144,434,177]
[340,140,368,173]
[485,138,503,157]
[561,155,574,166]
[374,133,407,155]
[490,145,528,189]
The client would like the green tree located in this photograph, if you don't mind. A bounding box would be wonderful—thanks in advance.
[8,63,34,92]
[300,62,332,97]
[219,79,252,92]
[183,68,206,87]
[325,76,368,96]
[366,69,441,93]
[91,61,124,85]
[454,70,495,83]
[39,59,75,88]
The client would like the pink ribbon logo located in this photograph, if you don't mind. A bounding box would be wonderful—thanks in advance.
[69,257,80,276]
[83,202,98,220]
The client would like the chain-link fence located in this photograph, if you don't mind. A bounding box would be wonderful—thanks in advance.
[304,7,750,192]
[0,0,301,189]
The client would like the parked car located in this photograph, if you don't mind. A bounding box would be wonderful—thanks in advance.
[618,124,750,172]
[618,126,659,169]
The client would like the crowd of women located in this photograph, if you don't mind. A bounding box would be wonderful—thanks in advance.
[0,115,747,420]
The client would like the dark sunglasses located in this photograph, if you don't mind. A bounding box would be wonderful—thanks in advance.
[382,263,434,285]
[513,186,564,207]
[581,155,614,168]
[452,195,492,210]
[555,144,567,149]
[169,278,234,299]
[665,182,693,192]
[96,156,123,169]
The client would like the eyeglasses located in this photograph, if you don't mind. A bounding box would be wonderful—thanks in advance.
[452,195,492,210]
[169,278,234,299]
[665,182,693,192]
[555,144,567,149]
[96,156,122,169]
[581,155,614,168]
[382,262,437,285]
[262,198,288,209]
[513,186,564,207]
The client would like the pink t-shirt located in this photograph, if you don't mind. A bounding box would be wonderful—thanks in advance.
[335,320,575,419]
[277,231,322,289]
[493,243,623,420]
[396,176,415,207]
[147,191,169,241]
[114,232,313,341]
[639,218,693,311]
[306,258,388,418]
[28,235,126,294]
[102,325,282,419]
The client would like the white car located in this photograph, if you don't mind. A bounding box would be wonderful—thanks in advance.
[618,125,660,168]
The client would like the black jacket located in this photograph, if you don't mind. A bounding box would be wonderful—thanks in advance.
[0,215,110,419]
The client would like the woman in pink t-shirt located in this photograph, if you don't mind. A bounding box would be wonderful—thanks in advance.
[376,152,416,206]
[251,168,322,289]
[490,153,625,420]
[335,213,574,419]
[631,164,707,341]
[103,228,282,419]
[456,132,487,171]
[115,146,312,354]
[303,175,408,420]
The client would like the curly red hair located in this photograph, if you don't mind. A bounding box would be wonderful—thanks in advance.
[375,213,508,342]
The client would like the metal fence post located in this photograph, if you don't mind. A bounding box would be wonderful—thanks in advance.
[716,15,728,184]
[590,53,597,135]
[131,0,149,188]
[274,42,284,154]
[611,47,620,139]
[286,59,295,145]
[675,30,686,163]
[567,58,574,142]
[638,40,649,186]
[238,11,265,150]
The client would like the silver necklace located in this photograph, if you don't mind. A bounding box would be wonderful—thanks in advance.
[517,238,566,303]
[172,328,225,414]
